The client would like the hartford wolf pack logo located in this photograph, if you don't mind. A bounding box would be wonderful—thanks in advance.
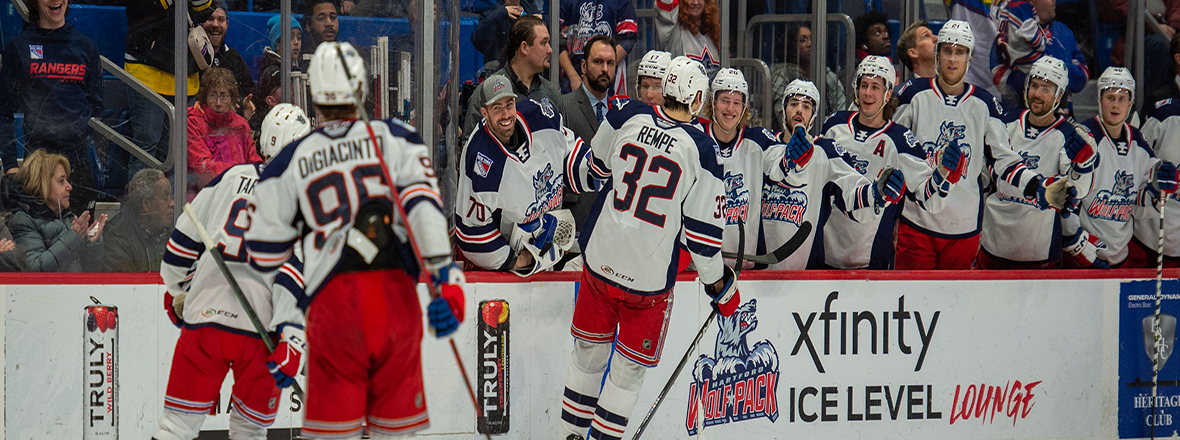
[922,121,971,169]
[523,163,563,222]
[1019,151,1041,169]
[1087,170,1136,222]
[761,182,807,225]
[685,299,779,435]
[723,171,750,225]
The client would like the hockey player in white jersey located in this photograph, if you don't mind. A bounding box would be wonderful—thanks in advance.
[153,104,312,440]
[454,74,599,275]
[558,57,741,440]
[761,79,906,270]
[1069,67,1179,268]
[892,19,1067,270]
[819,56,957,269]
[1135,96,1180,267]
[699,68,787,268]
[635,50,672,106]
[980,56,1098,269]
[244,42,465,439]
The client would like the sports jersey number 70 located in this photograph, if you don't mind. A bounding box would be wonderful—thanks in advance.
[613,144,682,227]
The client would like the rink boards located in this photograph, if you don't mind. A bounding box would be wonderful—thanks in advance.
[2,271,1179,439]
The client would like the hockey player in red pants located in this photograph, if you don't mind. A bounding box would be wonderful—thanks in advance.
[154,104,312,440]
[557,56,741,440]
[245,42,465,440]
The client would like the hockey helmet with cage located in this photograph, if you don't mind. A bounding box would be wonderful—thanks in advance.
[260,104,312,160]
[936,20,975,58]
[1025,56,1069,112]
[309,42,369,106]
[637,50,673,80]
[711,68,749,102]
[1098,66,1136,103]
[663,56,710,107]
[856,55,896,91]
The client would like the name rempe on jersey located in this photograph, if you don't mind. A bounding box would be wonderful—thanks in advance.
[636,126,678,153]
[298,135,383,178]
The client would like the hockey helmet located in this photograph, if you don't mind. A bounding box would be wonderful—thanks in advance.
[936,20,975,58]
[856,55,896,91]
[1098,66,1136,103]
[711,68,749,102]
[1025,56,1069,112]
[260,104,312,160]
[308,42,368,106]
[783,79,820,108]
[637,50,673,79]
[663,56,709,107]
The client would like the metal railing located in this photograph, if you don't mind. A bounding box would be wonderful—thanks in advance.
[88,57,175,172]
[728,58,774,128]
[742,14,857,121]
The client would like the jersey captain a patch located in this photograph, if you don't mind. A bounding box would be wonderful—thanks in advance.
[1087,169,1136,221]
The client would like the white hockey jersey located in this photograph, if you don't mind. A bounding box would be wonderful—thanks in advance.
[1078,117,1159,265]
[454,98,598,270]
[654,0,721,72]
[980,110,1095,264]
[760,133,880,270]
[893,78,1040,238]
[700,121,785,266]
[581,101,726,294]
[819,111,948,269]
[1135,99,1180,258]
[245,119,451,295]
[161,164,305,335]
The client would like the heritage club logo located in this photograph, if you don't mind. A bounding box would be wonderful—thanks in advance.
[685,299,780,435]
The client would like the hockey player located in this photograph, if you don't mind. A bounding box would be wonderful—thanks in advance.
[979,56,1098,269]
[760,78,906,270]
[892,19,1066,270]
[244,42,465,439]
[635,50,672,106]
[153,104,312,440]
[1135,96,1180,267]
[557,57,740,440]
[454,74,599,275]
[1069,67,1179,268]
[819,56,957,270]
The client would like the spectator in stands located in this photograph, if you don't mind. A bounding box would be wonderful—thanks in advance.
[250,66,283,147]
[854,11,892,62]
[558,0,636,94]
[123,0,215,180]
[201,2,257,119]
[0,220,27,272]
[556,35,616,230]
[251,15,302,142]
[462,15,560,142]
[0,0,103,216]
[898,20,937,79]
[5,149,105,272]
[341,0,411,17]
[1144,32,1180,118]
[770,24,845,131]
[1102,0,1180,96]
[304,0,339,51]
[991,0,1089,115]
[473,0,526,73]
[104,169,172,272]
[634,50,671,106]
[654,0,721,72]
[187,68,262,190]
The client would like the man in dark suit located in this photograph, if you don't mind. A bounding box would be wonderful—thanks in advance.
[556,35,617,230]
[1145,33,1180,120]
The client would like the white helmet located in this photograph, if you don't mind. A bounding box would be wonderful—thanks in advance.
[784,79,820,107]
[637,50,673,79]
[663,56,709,107]
[260,104,312,159]
[711,68,749,101]
[1098,66,1136,103]
[1025,56,1068,112]
[308,42,368,106]
[937,20,975,58]
[856,55,896,91]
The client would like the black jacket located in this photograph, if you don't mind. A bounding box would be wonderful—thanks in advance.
[203,43,256,102]
[124,0,215,74]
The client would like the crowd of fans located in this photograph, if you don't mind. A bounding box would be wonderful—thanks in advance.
[1,0,1178,273]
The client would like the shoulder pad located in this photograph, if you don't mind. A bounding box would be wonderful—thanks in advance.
[1130,126,1154,157]
[1151,98,1180,121]
[258,130,310,182]
[515,98,562,130]
[605,99,657,129]
[1080,117,1104,144]
[462,130,509,192]
[742,125,784,151]
[686,125,725,181]
[822,111,856,135]
[969,86,1004,119]
[895,78,934,105]
[816,137,845,159]
[1000,108,1024,124]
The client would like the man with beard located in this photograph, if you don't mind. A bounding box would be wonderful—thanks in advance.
[557,35,617,230]
[200,3,255,115]
[454,75,600,274]
[304,0,339,52]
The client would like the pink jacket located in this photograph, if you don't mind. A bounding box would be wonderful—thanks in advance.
[187,102,262,187]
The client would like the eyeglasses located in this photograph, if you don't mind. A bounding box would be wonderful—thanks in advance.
[207,93,233,103]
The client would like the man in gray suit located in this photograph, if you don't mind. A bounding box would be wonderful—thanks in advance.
[556,35,617,231]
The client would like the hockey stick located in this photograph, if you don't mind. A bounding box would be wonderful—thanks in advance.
[720,221,813,265]
[1152,188,1166,440]
[332,46,488,440]
[182,204,305,398]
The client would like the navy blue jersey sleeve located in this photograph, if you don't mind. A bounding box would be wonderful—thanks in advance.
[821,111,856,134]
[895,78,934,106]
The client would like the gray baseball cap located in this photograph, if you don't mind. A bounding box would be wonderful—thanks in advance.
[479,75,518,107]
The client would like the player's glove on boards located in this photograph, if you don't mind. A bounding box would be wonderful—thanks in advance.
[782,127,814,172]
[1063,227,1110,269]
[165,292,185,328]
[873,167,906,210]
[267,324,306,388]
[704,266,742,317]
[428,262,466,337]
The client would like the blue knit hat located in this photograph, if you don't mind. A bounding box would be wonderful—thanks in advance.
[267,15,303,48]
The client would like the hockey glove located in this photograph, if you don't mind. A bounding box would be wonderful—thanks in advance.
[266,324,306,388]
[1157,161,1179,194]
[428,262,467,338]
[164,292,185,328]
[704,266,742,317]
[872,167,907,210]
[1063,227,1110,269]
[1063,124,1098,170]
[783,127,814,172]
[1027,175,1071,211]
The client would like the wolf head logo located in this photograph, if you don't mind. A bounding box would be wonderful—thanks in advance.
[1020,151,1041,169]
[1113,170,1135,197]
[534,164,557,201]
